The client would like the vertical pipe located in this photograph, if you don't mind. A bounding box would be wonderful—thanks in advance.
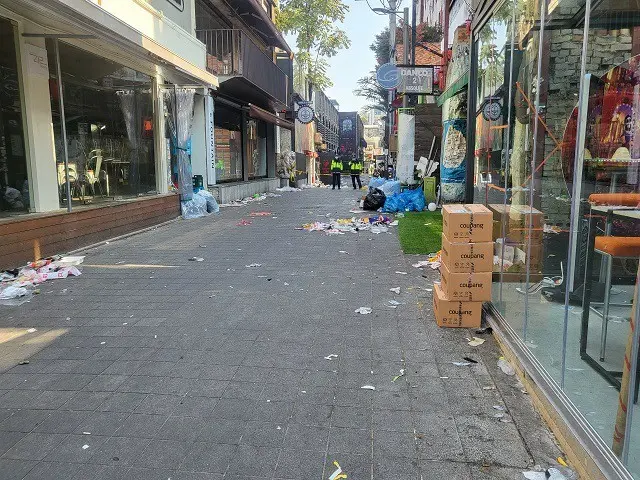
[388,0,397,168]
[561,0,592,390]
[524,0,547,343]
[411,0,417,66]
[54,39,72,213]
[403,7,409,108]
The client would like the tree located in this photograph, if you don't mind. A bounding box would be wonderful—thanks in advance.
[277,0,351,91]
[370,28,390,66]
[353,71,388,114]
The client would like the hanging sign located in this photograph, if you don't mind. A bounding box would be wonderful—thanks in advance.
[482,99,502,121]
[205,95,216,185]
[396,66,434,94]
[377,62,400,90]
[24,43,49,78]
[297,105,315,124]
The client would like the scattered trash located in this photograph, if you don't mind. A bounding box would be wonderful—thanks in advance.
[412,261,431,268]
[276,186,301,192]
[463,357,478,364]
[522,467,570,480]
[354,307,372,315]
[390,287,400,294]
[497,357,516,376]
[349,208,366,214]
[324,354,338,360]
[26,328,37,333]
[389,220,399,226]
[18,361,29,365]
[382,187,426,213]
[199,245,206,248]
[189,257,204,262]
[482,386,496,391]
[557,457,568,468]
[388,300,400,306]
[361,385,376,390]
[237,219,252,226]
[82,432,91,435]
[452,362,471,367]
[476,327,493,335]
[493,405,505,411]
[339,251,349,254]
[329,461,347,480]
[82,445,89,450]
[276,426,281,430]
[245,264,262,268]
[468,337,486,347]
[100,342,106,345]
[298,215,394,235]
[392,369,405,382]
[494,413,505,419]
[249,211,272,217]
[395,271,407,275]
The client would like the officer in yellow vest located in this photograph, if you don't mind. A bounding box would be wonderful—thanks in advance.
[349,157,363,189]
[331,156,343,190]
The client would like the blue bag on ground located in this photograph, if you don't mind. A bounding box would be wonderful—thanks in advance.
[380,180,401,196]
[368,177,386,190]
[382,187,426,213]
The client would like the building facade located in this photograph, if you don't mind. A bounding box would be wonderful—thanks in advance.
[443,0,640,478]
[313,89,339,154]
[0,0,217,268]
[338,112,365,162]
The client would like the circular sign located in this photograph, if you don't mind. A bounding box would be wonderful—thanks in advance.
[482,101,502,121]
[297,105,315,124]
[376,63,400,90]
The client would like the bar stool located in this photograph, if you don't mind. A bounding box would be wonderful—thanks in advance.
[593,236,640,361]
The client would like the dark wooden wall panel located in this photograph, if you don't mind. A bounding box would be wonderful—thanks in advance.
[0,195,180,270]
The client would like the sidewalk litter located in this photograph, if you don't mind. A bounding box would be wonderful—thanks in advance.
[354,307,372,315]
[1,255,84,305]
[220,192,281,207]
[245,264,262,268]
[237,219,252,226]
[329,461,347,480]
[497,357,516,376]
[392,369,405,382]
[390,287,401,294]
[468,337,486,347]
[361,385,376,390]
[297,215,395,235]
[249,211,272,217]
[324,354,338,360]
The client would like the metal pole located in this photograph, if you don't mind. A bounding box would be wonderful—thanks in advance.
[411,0,417,66]
[54,39,72,213]
[402,7,409,108]
[388,0,396,169]
[622,266,640,463]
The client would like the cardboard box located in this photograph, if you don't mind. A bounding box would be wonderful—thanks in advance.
[442,204,493,243]
[433,283,482,328]
[440,262,493,302]
[441,233,493,273]
[488,204,544,243]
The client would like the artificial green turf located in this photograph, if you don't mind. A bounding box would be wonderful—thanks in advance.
[397,211,443,254]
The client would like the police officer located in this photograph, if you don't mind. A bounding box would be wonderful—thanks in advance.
[331,156,343,190]
[349,157,363,190]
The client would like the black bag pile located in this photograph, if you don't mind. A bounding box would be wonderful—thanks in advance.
[363,188,386,211]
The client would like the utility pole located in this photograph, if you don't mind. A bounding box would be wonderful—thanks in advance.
[411,0,417,67]
[387,0,396,169]
[402,7,409,108]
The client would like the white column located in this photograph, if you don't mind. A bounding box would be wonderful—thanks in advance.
[154,75,168,194]
[17,29,59,212]
[190,93,206,181]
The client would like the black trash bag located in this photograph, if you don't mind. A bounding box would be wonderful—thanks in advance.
[363,188,386,211]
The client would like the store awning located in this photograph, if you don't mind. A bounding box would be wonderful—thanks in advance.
[437,70,469,106]
[248,104,294,131]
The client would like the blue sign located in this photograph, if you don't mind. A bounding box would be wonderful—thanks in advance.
[376,63,400,90]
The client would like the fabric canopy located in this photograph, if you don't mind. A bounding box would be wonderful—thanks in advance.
[248,104,294,131]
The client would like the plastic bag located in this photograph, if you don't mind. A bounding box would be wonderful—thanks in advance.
[368,177,387,190]
[363,188,386,211]
[196,190,220,214]
[181,192,208,219]
[382,188,426,212]
[380,180,401,196]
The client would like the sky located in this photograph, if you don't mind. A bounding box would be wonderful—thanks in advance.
[284,1,389,113]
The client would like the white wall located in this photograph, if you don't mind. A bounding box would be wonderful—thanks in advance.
[190,94,207,182]
[148,0,195,35]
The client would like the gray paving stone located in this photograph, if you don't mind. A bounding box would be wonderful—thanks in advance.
[180,442,236,473]
[0,459,37,480]
[135,439,191,469]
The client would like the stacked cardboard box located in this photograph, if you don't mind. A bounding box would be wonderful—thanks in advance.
[488,204,545,283]
[434,205,493,328]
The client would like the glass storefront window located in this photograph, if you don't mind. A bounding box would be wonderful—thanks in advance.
[247,119,267,179]
[471,0,640,474]
[214,103,243,182]
[0,17,28,217]
[47,41,156,206]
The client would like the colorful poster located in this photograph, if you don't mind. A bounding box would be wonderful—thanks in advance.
[441,118,467,202]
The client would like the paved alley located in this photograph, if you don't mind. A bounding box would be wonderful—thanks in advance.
[0,188,562,480]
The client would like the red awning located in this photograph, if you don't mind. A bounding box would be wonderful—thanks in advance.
[248,104,294,131]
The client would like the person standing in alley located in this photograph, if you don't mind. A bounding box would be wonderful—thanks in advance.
[331,156,343,190]
[349,157,363,189]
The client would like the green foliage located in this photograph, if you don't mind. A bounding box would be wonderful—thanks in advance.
[353,71,388,114]
[277,0,350,90]
[419,23,443,43]
[370,28,390,66]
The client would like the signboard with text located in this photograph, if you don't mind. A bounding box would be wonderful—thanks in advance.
[397,66,434,94]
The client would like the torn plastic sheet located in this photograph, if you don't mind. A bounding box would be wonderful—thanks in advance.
[390,287,401,294]
[497,357,516,376]
[324,354,338,360]
[522,467,571,480]
[388,300,401,306]
[361,385,376,390]
[355,307,372,315]
[452,362,471,367]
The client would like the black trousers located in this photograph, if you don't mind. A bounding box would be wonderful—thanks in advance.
[351,174,362,189]
[332,172,341,189]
